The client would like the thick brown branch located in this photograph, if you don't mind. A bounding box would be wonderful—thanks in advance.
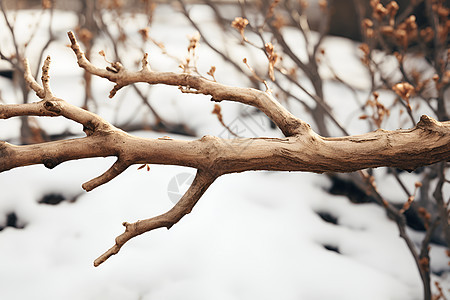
[1,115,448,176]
[93,169,216,266]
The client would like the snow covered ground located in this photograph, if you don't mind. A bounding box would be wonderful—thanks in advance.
[0,4,448,300]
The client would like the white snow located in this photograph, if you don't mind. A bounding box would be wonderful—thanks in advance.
[0,4,448,300]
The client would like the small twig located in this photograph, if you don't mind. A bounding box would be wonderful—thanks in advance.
[433,162,450,247]
[33,6,55,79]
[177,0,260,88]
[23,59,45,98]
[211,104,240,138]
[0,0,21,70]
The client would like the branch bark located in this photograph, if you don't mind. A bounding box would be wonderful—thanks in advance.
[0,32,449,266]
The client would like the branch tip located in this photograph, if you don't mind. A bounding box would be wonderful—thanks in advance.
[67,31,77,47]
[67,31,87,63]
[109,84,123,98]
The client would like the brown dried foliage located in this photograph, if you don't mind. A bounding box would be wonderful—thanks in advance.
[231,17,249,40]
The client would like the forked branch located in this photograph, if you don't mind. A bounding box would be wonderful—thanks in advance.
[94,169,216,266]
[67,31,308,137]
[0,32,449,266]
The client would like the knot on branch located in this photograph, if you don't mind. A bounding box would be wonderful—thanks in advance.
[43,158,59,169]
[43,100,62,114]
[290,119,312,136]
[415,115,448,137]
[417,115,439,130]
[82,120,96,136]
[106,62,123,74]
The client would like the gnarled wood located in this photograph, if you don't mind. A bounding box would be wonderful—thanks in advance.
[0,32,449,266]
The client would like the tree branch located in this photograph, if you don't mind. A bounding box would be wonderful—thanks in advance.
[94,169,216,266]
[0,32,449,267]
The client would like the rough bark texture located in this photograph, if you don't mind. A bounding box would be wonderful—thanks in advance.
[1,114,449,176]
[0,32,449,266]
